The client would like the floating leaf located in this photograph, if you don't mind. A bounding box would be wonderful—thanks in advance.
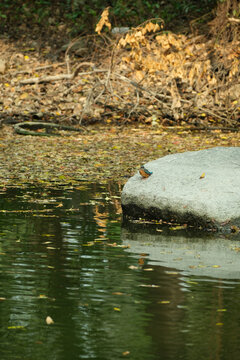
[46,316,54,325]
[170,225,187,230]
[165,271,179,275]
[112,292,124,296]
[8,326,25,330]
[129,265,138,270]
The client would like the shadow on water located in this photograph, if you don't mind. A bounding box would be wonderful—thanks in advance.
[1,183,240,360]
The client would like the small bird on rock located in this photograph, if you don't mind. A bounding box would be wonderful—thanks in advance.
[139,165,153,179]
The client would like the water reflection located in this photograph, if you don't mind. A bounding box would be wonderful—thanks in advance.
[0,184,240,360]
[121,226,240,279]
[122,224,240,360]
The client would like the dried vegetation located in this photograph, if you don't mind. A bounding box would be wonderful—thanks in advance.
[0,4,239,130]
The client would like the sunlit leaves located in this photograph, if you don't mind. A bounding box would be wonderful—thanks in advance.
[95,7,111,35]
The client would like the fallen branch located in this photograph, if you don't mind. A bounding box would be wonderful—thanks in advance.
[14,122,83,136]
[19,69,108,85]
[19,62,101,84]
[19,73,73,84]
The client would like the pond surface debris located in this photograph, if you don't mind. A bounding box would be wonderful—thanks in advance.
[0,124,240,188]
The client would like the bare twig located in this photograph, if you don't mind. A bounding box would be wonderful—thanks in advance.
[19,73,74,84]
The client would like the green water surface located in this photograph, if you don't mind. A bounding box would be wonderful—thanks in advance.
[0,183,240,360]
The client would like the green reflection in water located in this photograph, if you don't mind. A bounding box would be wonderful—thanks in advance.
[0,184,240,360]
[0,184,154,360]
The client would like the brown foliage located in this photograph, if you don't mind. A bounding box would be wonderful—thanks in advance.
[0,6,239,129]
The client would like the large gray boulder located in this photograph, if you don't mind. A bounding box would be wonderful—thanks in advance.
[121,147,240,231]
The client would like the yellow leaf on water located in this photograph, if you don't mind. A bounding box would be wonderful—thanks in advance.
[56,203,63,207]
[46,316,54,325]
[114,307,121,311]
[165,271,179,275]
[8,326,25,330]
[112,292,124,296]
[170,225,187,230]
[200,172,205,179]
[212,265,220,268]
[158,300,170,304]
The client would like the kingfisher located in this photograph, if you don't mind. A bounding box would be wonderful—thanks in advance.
[139,165,153,179]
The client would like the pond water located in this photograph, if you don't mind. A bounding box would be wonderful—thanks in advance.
[1,183,240,360]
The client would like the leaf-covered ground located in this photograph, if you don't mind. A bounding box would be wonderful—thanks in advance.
[1,124,240,188]
[0,10,239,190]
